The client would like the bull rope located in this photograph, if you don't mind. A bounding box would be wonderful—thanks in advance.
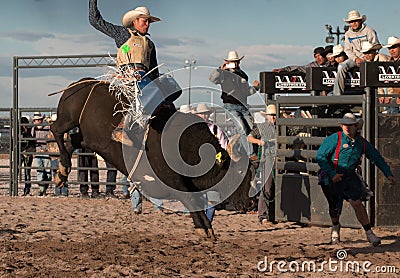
[47,79,108,96]
[79,82,103,124]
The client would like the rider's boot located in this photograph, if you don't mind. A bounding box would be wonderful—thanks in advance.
[111,121,146,148]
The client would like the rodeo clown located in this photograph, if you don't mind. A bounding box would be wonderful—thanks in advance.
[89,0,180,146]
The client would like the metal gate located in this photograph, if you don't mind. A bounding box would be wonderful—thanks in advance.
[274,95,365,228]
[0,109,12,194]
[11,55,117,196]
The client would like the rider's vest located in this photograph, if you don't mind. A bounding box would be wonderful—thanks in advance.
[117,29,149,68]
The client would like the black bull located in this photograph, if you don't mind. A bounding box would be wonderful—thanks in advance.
[51,78,255,240]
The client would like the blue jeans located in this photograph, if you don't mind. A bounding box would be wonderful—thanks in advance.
[333,59,357,95]
[204,191,220,223]
[33,155,51,192]
[131,188,142,210]
[130,187,164,212]
[137,70,165,115]
[223,103,253,135]
[150,197,163,212]
[224,103,254,155]
[120,175,130,195]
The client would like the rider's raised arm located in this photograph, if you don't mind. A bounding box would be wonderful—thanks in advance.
[89,0,130,47]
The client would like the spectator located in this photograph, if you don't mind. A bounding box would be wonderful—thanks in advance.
[47,114,68,197]
[105,161,118,197]
[31,112,51,196]
[209,50,259,153]
[329,44,348,65]
[20,116,34,196]
[333,10,379,95]
[316,113,396,246]
[382,36,400,113]
[273,46,330,73]
[325,45,337,67]
[360,41,390,111]
[120,175,131,199]
[78,147,100,198]
[361,41,387,62]
[179,104,193,114]
[247,104,277,225]
[128,182,164,214]
[194,103,228,149]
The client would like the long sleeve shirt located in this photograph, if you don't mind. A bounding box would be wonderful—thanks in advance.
[316,131,393,179]
[280,60,330,73]
[344,24,379,61]
[207,123,228,150]
[209,68,257,105]
[89,0,159,80]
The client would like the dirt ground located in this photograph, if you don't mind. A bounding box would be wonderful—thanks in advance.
[0,194,399,278]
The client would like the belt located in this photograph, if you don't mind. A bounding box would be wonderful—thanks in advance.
[122,63,147,71]
[337,169,355,175]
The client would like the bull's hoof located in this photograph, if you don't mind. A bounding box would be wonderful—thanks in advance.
[195,228,217,241]
[207,228,217,241]
[54,170,67,188]
[195,228,208,238]
[59,163,71,177]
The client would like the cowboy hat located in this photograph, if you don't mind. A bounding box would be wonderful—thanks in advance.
[343,10,366,23]
[259,104,277,117]
[179,104,193,114]
[50,114,57,122]
[329,44,345,57]
[360,41,382,53]
[338,113,363,129]
[224,51,244,62]
[122,6,161,28]
[383,36,400,48]
[32,112,44,120]
[194,103,211,114]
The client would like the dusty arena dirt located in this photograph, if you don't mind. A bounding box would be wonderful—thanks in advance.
[0,195,399,277]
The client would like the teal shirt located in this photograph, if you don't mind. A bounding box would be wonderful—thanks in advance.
[316,131,393,179]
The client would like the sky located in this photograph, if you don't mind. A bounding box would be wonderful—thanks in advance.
[1,0,400,109]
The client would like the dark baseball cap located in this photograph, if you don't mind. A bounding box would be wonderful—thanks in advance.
[313,47,326,57]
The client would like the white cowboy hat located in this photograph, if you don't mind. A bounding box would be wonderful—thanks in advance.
[383,36,400,48]
[343,10,366,23]
[338,113,363,129]
[360,41,382,53]
[179,104,193,114]
[122,6,161,28]
[194,103,211,114]
[224,50,244,62]
[329,44,345,57]
[50,114,57,122]
[32,112,44,120]
[259,104,277,117]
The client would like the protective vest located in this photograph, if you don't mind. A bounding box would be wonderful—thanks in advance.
[117,30,148,68]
